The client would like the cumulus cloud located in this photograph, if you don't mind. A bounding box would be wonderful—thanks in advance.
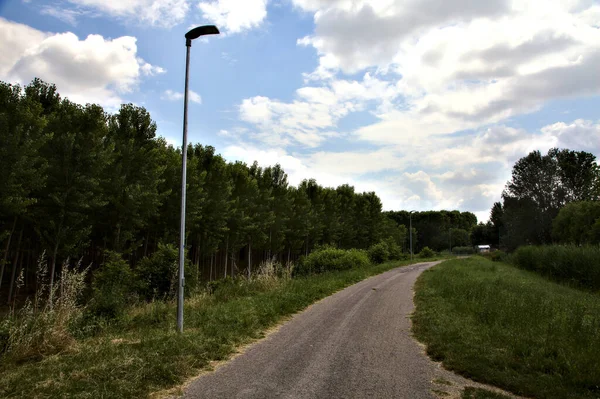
[288,0,600,147]
[233,0,600,217]
[239,73,397,147]
[65,0,189,27]
[0,18,164,109]
[162,89,202,104]
[198,0,268,33]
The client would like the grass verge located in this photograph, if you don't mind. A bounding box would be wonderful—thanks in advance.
[413,257,600,399]
[462,387,511,399]
[0,256,444,398]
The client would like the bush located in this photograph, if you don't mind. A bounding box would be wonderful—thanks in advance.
[89,251,138,320]
[368,242,390,264]
[512,245,600,291]
[136,243,197,300]
[294,246,371,276]
[419,246,435,258]
[452,246,475,254]
[380,237,403,260]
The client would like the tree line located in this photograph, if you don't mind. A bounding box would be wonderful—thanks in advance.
[1,79,430,303]
[473,148,600,250]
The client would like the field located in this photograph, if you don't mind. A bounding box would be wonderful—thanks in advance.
[413,257,600,399]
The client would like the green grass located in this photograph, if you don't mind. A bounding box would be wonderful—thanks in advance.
[462,387,511,399]
[413,257,600,399]
[0,256,445,398]
[511,245,600,291]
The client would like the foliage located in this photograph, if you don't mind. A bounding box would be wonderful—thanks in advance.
[385,210,478,252]
[413,257,600,399]
[294,246,371,275]
[368,241,390,264]
[501,149,600,250]
[452,246,475,254]
[135,243,198,300]
[552,201,600,245]
[89,251,137,320]
[419,246,435,258]
[511,245,600,291]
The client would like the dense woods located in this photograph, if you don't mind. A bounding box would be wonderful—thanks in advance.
[2,79,467,305]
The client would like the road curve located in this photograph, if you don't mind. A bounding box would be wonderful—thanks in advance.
[181,261,443,399]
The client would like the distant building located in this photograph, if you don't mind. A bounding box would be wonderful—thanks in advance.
[477,245,491,253]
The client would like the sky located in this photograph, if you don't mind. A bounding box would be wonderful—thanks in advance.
[1,0,600,222]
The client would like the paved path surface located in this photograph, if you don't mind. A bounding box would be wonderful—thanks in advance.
[181,261,445,399]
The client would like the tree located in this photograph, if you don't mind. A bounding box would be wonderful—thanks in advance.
[552,201,600,245]
[0,81,49,291]
[98,104,167,254]
[32,98,110,302]
[501,148,600,249]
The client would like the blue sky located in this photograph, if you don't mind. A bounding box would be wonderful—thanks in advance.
[1,0,599,222]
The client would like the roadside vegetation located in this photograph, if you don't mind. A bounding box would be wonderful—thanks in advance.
[0,252,443,398]
[462,387,511,399]
[512,245,600,291]
[413,257,600,399]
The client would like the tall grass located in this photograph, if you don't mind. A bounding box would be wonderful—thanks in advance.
[1,254,89,362]
[413,257,600,399]
[511,245,600,291]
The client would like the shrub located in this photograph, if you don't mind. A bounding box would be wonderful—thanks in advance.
[136,243,197,300]
[368,242,390,264]
[381,238,403,260]
[512,245,600,291]
[419,246,435,258]
[89,251,138,320]
[294,247,371,276]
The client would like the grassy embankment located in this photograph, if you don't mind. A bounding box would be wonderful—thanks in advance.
[0,255,444,398]
[413,256,600,399]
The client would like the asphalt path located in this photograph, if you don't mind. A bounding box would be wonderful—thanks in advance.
[181,261,443,399]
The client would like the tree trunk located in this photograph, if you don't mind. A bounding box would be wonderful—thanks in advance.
[49,240,59,308]
[268,228,272,261]
[287,247,291,266]
[144,230,150,257]
[7,229,23,304]
[224,235,229,278]
[0,216,17,291]
[247,241,251,279]
[115,224,121,252]
[209,253,214,281]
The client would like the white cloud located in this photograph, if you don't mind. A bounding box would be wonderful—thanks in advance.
[224,117,600,219]
[540,119,600,154]
[40,6,88,25]
[0,18,164,109]
[162,89,202,104]
[239,73,397,147]
[198,0,268,33]
[66,0,189,27]
[288,0,600,148]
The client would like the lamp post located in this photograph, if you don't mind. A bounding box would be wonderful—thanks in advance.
[409,210,416,261]
[178,25,220,334]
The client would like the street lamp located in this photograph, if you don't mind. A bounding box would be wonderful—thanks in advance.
[178,25,220,334]
[409,210,416,261]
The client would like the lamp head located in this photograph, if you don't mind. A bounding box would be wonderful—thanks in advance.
[185,25,220,46]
